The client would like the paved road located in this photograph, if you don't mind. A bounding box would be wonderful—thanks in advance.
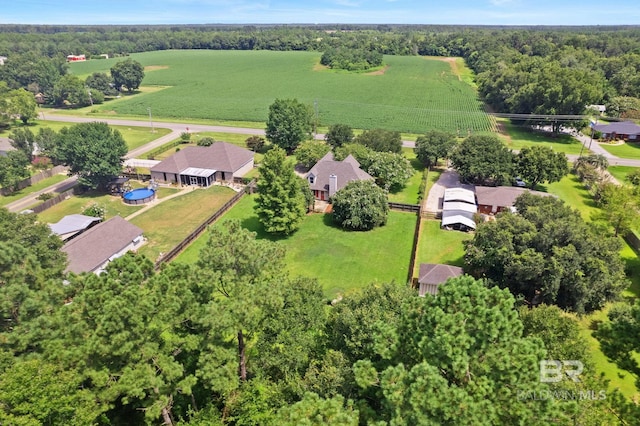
[5,115,640,213]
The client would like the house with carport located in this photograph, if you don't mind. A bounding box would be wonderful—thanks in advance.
[150,142,254,187]
[475,186,552,215]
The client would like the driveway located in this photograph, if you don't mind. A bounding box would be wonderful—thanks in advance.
[424,168,474,214]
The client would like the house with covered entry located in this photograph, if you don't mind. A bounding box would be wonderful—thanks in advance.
[150,142,254,187]
[306,152,373,201]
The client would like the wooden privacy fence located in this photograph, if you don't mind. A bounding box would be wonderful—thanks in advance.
[406,205,423,284]
[388,202,420,213]
[1,165,67,196]
[154,180,256,269]
[30,187,80,214]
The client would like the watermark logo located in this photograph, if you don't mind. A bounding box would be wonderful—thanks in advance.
[539,360,583,383]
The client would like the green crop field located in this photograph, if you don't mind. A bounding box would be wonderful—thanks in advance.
[69,50,493,134]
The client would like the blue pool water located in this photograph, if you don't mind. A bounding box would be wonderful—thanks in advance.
[123,188,155,202]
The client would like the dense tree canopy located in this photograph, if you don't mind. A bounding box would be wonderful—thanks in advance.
[354,128,402,153]
[320,47,383,71]
[354,276,562,424]
[331,180,388,231]
[110,58,145,92]
[265,98,314,153]
[514,146,569,189]
[451,134,514,185]
[325,123,354,148]
[294,140,331,168]
[464,193,628,313]
[414,130,457,168]
[56,121,128,189]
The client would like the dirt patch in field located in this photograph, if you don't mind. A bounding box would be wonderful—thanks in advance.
[365,65,389,76]
[425,56,460,80]
[313,63,329,71]
[144,65,169,72]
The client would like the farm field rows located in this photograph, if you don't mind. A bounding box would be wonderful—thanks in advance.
[69,50,493,134]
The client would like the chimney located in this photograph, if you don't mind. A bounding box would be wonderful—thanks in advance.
[329,174,338,197]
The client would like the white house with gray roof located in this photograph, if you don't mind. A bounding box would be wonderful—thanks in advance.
[305,152,373,201]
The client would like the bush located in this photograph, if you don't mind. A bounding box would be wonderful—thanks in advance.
[197,137,215,147]
[36,192,53,201]
[332,180,388,231]
[82,203,106,219]
[246,135,266,152]
[180,132,191,142]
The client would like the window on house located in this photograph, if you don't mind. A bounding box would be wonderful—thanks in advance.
[309,175,315,184]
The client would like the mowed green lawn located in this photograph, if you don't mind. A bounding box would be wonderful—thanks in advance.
[414,220,472,276]
[68,50,492,134]
[598,141,640,159]
[499,120,585,155]
[130,186,237,262]
[35,190,143,223]
[388,148,425,205]
[175,195,416,297]
[608,165,638,184]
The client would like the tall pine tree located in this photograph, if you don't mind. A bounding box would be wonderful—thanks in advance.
[255,146,306,235]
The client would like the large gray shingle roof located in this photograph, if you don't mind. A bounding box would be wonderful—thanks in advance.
[593,121,640,135]
[150,142,253,175]
[306,152,372,192]
[62,216,143,274]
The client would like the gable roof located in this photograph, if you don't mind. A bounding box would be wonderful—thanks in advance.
[61,216,143,274]
[443,187,476,205]
[50,214,101,240]
[475,186,552,210]
[150,142,253,175]
[417,263,464,296]
[306,152,372,192]
[593,121,640,136]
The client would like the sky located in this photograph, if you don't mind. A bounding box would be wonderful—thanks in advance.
[3,0,640,26]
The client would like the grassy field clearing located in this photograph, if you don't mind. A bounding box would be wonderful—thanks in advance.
[130,186,237,262]
[388,148,425,204]
[68,50,492,134]
[175,195,415,297]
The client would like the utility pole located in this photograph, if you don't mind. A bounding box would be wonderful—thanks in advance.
[314,99,318,137]
[147,107,155,133]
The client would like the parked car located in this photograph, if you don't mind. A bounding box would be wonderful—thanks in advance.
[514,177,526,187]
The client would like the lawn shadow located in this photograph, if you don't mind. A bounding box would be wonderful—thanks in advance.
[238,216,290,242]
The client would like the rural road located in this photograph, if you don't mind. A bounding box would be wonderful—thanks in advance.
[5,114,639,213]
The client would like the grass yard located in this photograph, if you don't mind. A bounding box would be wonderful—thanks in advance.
[498,120,585,155]
[388,148,425,205]
[413,219,472,276]
[576,306,640,401]
[130,186,237,262]
[68,50,492,134]
[598,141,640,159]
[35,190,143,223]
[175,195,416,298]
[540,174,600,221]
[608,165,638,184]
[0,173,68,207]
